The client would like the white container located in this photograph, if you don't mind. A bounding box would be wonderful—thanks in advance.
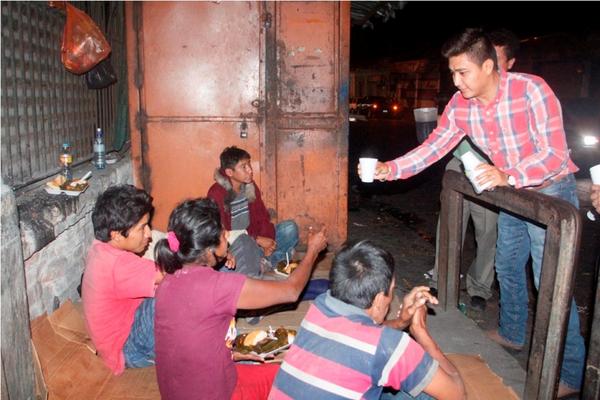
[359,157,378,183]
[590,164,600,184]
[460,151,492,194]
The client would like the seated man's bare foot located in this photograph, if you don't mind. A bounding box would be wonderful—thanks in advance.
[557,382,579,399]
[486,329,523,351]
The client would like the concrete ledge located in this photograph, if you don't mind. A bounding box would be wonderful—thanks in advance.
[17,154,133,259]
[16,153,132,318]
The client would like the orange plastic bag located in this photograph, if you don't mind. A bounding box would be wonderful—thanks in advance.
[53,2,111,74]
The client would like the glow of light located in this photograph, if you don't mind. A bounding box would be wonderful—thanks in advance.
[582,135,599,147]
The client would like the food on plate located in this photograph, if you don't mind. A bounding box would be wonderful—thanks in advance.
[61,180,88,191]
[46,175,89,192]
[276,260,299,275]
[234,327,297,356]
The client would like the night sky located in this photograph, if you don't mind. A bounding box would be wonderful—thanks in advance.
[351,1,600,66]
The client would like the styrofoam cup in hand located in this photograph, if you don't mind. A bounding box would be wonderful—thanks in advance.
[590,164,600,184]
[359,158,378,183]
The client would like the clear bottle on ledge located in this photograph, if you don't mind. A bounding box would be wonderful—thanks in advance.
[93,127,106,169]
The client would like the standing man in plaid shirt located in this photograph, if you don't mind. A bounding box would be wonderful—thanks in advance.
[360,28,584,396]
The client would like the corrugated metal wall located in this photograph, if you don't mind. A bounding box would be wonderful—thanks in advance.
[1,1,125,189]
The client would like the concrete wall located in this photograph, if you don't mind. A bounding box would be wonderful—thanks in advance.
[17,154,132,319]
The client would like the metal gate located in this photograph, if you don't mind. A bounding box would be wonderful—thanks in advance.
[126,1,349,246]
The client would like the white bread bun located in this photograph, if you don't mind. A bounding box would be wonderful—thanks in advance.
[287,332,296,344]
[46,175,66,190]
[244,330,267,347]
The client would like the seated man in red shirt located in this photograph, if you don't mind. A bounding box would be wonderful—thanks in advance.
[270,240,465,400]
[82,185,164,374]
[208,146,299,276]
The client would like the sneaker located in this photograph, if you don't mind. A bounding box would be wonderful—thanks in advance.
[260,258,273,274]
[245,316,263,325]
[470,295,487,311]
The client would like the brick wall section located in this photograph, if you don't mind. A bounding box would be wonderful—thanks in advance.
[18,154,132,319]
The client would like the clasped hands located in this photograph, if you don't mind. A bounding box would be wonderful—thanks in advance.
[388,286,438,330]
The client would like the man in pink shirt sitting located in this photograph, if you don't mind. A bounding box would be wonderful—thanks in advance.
[82,185,164,374]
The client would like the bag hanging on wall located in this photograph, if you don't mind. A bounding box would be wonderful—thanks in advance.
[85,57,117,89]
[52,1,111,74]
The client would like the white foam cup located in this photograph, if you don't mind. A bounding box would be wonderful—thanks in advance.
[359,157,378,183]
[460,151,491,194]
[590,164,600,184]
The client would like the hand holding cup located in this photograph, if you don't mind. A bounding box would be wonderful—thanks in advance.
[357,159,390,182]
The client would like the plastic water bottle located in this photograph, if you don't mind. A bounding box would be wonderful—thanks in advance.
[59,142,73,181]
[93,127,106,169]
[460,151,492,194]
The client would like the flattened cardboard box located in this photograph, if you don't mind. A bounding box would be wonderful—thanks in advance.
[31,300,519,399]
[31,300,160,400]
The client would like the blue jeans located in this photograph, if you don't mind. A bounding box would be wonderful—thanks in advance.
[267,220,299,266]
[123,298,155,368]
[495,174,585,389]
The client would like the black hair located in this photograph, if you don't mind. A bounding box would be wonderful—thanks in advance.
[329,240,395,309]
[154,198,223,274]
[488,28,520,61]
[92,184,153,242]
[441,28,497,69]
[220,146,251,171]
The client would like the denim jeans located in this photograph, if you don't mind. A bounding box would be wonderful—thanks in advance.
[267,220,299,266]
[123,297,156,368]
[222,233,264,278]
[495,174,585,389]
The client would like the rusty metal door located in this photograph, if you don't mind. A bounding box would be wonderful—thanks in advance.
[264,2,349,247]
[127,1,349,246]
[126,1,266,230]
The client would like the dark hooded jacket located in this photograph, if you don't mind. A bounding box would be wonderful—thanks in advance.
[207,169,275,240]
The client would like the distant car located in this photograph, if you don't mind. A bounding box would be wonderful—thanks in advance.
[356,96,401,118]
[562,98,600,178]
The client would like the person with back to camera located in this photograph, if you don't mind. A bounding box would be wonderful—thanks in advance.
[82,184,164,374]
[360,28,585,397]
[153,197,327,400]
[429,28,520,312]
[269,240,465,400]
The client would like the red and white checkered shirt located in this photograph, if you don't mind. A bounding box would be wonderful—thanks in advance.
[386,72,578,188]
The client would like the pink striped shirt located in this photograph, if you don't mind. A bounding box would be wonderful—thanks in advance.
[269,292,437,399]
[387,72,578,189]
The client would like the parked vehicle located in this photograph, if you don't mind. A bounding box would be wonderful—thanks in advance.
[356,96,401,118]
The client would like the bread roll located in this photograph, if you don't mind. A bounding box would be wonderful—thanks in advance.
[46,175,66,190]
[244,330,267,347]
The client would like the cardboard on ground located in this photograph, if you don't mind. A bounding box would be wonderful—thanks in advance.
[31,300,518,400]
